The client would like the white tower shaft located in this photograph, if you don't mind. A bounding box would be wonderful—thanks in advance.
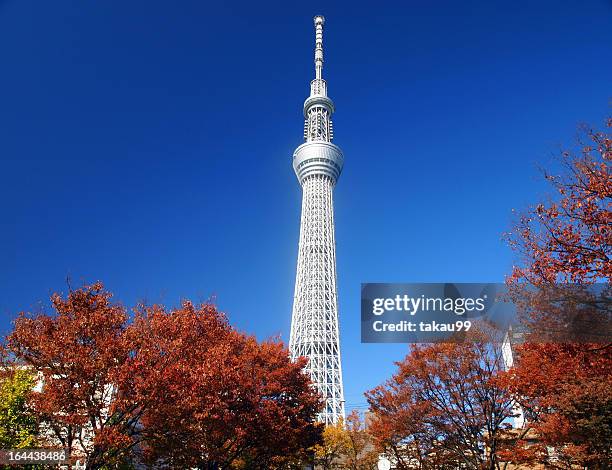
[289,15,345,425]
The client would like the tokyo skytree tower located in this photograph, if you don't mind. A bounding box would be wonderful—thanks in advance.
[289,15,345,425]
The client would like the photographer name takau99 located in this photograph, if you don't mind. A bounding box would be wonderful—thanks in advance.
[372,319,472,333]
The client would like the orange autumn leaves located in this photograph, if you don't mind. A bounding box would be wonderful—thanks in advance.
[5,283,321,469]
[366,341,516,469]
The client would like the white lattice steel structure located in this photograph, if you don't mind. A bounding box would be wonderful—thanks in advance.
[289,15,345,425]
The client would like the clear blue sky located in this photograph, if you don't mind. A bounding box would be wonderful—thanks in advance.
[1,0,610,411]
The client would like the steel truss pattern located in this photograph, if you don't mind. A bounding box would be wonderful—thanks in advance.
[289,15,345,425]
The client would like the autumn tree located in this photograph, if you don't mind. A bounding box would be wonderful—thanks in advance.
[343,411,379,470]
[502,118,612,468]
[130,301,322,469]
[0,367,38,449]
[366,341,516,470]
[5,282,323,469]
[366,390,439,470]
[6,282,134,468]
[507,118,611,285]
[498,342,611,468]
[312,411,377,470]
[312,420,350,469]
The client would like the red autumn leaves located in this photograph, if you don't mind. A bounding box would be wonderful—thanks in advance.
[506,120,611,285]
[366,340,516,469]
[5,283,321,469]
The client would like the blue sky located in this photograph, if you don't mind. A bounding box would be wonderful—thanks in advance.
[0,0,610,411]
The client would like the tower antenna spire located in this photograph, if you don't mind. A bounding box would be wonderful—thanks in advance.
[314,15,325,80]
